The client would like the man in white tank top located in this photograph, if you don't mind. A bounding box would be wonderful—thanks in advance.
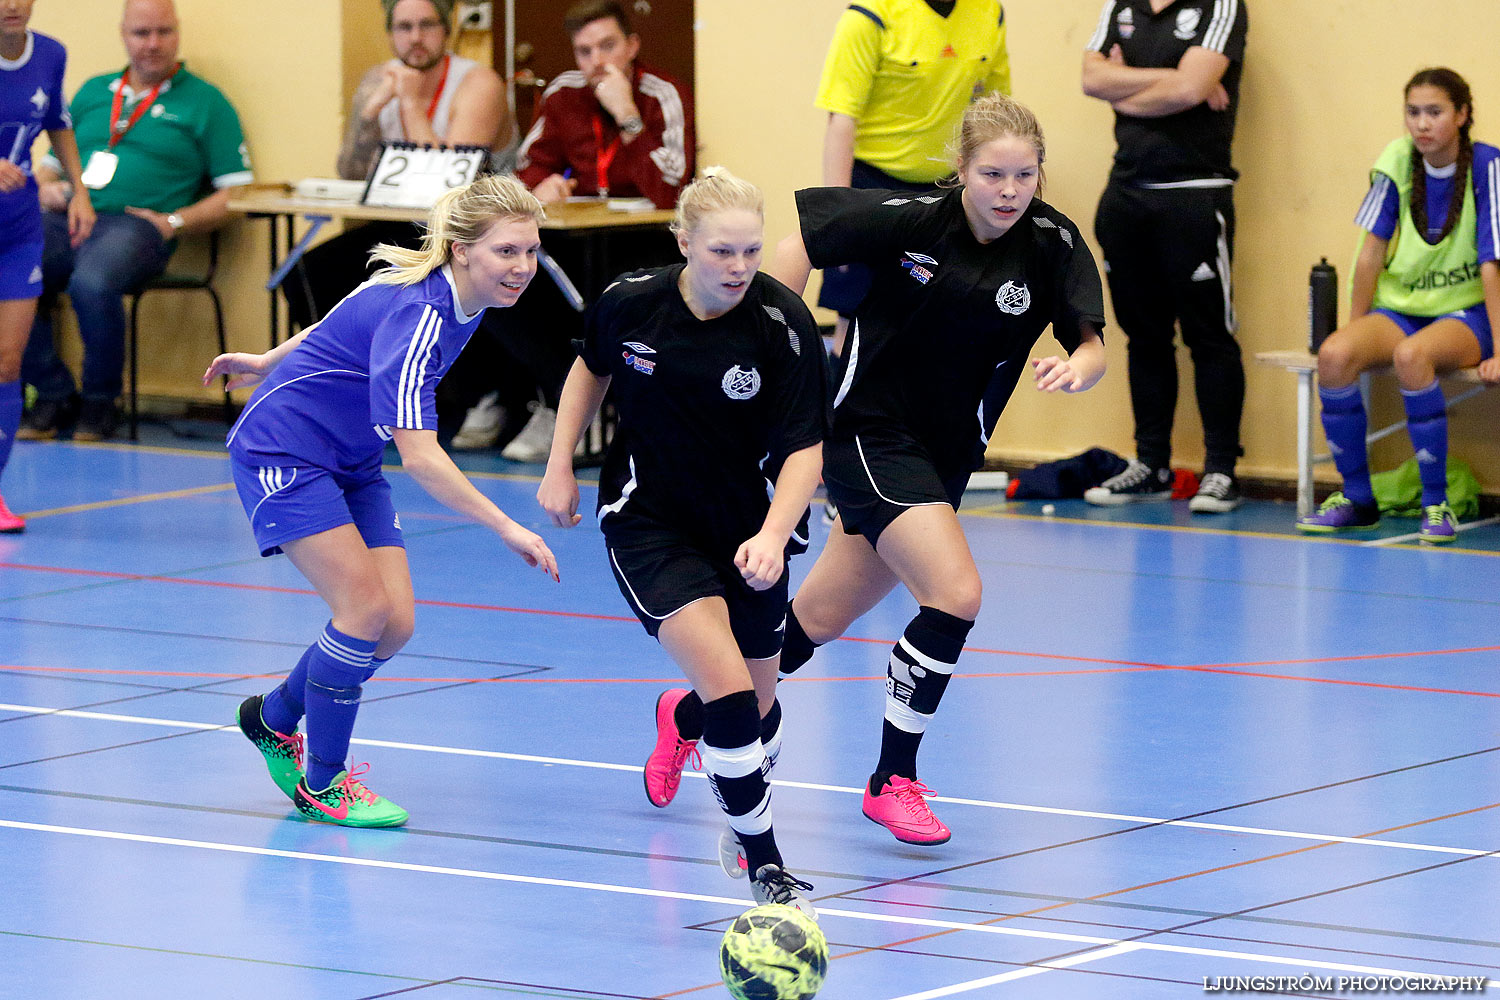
[337,0,512,180]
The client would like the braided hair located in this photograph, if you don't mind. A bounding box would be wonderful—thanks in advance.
[1405,67,1473,245]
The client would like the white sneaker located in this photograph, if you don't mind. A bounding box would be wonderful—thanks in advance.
[450,392,504,450]
[719,825,748,879]
[500,403,557,463]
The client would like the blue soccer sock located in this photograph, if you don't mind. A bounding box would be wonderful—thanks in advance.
[260,644,315,735]
[0,381,20,480]
[1401,380,1449,507]
[303,623,379,791]
[1318,384,1374,506]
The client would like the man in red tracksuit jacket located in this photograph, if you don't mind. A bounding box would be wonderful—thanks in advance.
[517,0,694,209]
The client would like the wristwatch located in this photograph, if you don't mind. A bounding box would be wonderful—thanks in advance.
[167,213,185,232]
[619,115,644,138]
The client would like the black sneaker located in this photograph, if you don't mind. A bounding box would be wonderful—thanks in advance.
[74,398,119,442]
[16,396,74,441]
[1189,472,1241,514]
[1083,459,1173,505]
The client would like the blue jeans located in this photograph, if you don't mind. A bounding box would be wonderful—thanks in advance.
[23,211,174,403]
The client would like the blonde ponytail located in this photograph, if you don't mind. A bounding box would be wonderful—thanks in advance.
[370,174,546,286]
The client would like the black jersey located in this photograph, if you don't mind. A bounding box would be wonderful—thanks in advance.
[798,185,1105,479]
[580,265,829,553]
[1086,0,1248,185]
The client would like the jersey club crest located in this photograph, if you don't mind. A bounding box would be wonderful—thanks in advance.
[721,365,762,400]
[995,281,1031,316]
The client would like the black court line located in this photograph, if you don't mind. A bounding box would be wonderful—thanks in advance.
[10,775,1486,965]
[0,665,546,770]
[0,612,571,671]
[974,554,1500,611]
[840,894,1500,973]
[819,743,1500,904]
[357,978,657,999]
[0,928,434,990]
[1004,845,1500,987]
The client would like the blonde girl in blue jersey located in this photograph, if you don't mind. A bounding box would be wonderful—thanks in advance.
[206,175,559,827]
[1299,68,1500,543]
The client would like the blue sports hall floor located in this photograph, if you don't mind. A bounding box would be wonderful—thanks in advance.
[2,424,1498,999]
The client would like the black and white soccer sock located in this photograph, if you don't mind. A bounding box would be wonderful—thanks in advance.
[873,606,973,790]
[701,690,781,874]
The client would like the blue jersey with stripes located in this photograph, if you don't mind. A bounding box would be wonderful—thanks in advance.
[1356,141,1500,261]
[228,266,484,471]
[0,30,69,241]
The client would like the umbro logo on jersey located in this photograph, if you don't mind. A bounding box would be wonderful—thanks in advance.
[1116,6,1135,38]
[995,281,1031,315]
[28,266,42,285]
[622,341,655,354]
[30,87,47,114]
[1191,262,1216,282]
[622,349,656,375]
[721,365,761,400]
[902,251,938,285]
[1175,7,1201,40]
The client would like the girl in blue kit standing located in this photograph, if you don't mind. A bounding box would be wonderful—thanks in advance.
[0,0,94,531]
[206,174,559,827]
[1298,68,1500,543]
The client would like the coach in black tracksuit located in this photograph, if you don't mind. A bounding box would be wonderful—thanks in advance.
[1081,0,1249,514]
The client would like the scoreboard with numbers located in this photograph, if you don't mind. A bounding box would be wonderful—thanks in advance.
[362,142,488,209]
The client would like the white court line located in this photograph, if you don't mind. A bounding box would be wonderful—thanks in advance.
[1365,515,1500,546]
[1,702,1495,860]
[3,818,1493,995]
[887,943,1140,1000]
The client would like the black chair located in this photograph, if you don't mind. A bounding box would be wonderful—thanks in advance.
[125,231,230,440]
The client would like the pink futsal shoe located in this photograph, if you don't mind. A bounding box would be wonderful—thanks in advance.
[643,688,700,807]
[862,775,951,845]
[0,492,23,533]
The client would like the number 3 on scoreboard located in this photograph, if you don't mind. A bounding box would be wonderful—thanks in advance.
[446,155,473,188]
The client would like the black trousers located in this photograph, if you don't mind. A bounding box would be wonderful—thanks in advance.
[1094,182,1244,475]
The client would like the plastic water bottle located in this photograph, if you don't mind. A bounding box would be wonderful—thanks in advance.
[1309,258,1338,353]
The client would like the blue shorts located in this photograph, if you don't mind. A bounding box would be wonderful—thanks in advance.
[229,454,404,557]
[0,239,43,302]
[1372,305,1494,360]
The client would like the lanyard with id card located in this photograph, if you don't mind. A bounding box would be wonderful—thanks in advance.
[82,64,179,190]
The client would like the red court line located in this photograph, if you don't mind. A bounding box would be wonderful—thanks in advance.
[7,561,1500,697]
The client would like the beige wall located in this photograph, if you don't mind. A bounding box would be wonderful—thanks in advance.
[699,0,1500,487]
[30,1,1500,487]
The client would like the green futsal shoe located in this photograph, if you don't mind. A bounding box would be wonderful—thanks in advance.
[236,694,304,800]
[293,765,409,828]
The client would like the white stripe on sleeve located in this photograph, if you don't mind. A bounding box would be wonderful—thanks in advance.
[1086,1,1118,51]
[396,306,441,429]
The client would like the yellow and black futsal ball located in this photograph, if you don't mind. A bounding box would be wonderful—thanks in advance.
[719,903,828,1000]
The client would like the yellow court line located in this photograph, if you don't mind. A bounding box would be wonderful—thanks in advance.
[963,504,1500,556]
[23,483,237,520]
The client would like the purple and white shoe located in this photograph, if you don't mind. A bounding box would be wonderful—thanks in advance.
[1418,503,1457,544]
[1296,493,1379,533]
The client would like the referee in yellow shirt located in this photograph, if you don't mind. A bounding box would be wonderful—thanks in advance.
[813,0,1010,350]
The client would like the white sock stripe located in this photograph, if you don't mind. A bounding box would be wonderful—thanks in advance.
[317,633,375,669]
[885,697,931,734]
[895,636,957,674]
[724,790,773,836]
[320,626,375,660]
[700,740,767,780]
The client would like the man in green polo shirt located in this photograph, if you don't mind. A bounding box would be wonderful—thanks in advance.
[21,0,252,441]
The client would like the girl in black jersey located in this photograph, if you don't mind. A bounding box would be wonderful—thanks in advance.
[538,168,828,917]
[769,92,1108,846]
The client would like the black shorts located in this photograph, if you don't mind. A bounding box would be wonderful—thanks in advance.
[605,522,789,660]
[823,429,968,545]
